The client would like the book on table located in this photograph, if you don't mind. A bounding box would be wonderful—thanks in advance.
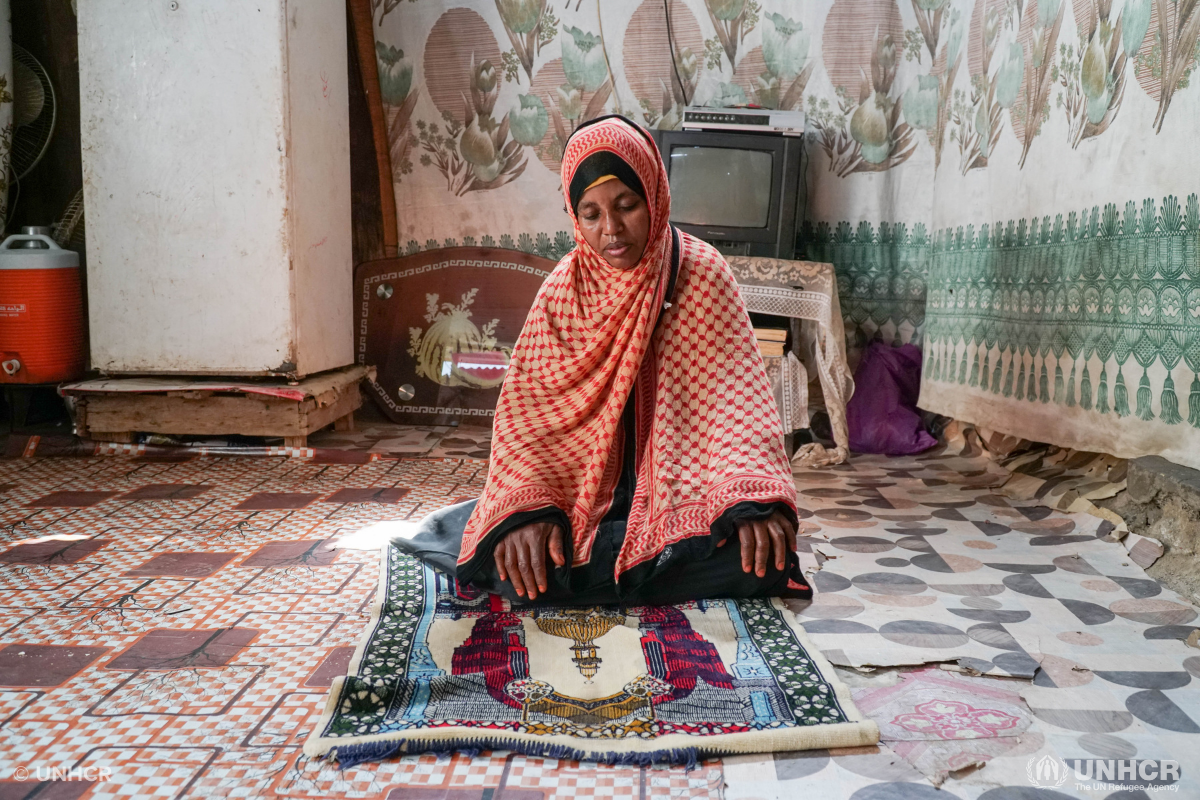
[758,341,785,357]
[753,327,788,343]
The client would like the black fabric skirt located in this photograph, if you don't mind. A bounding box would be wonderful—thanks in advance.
[391,500,812,606]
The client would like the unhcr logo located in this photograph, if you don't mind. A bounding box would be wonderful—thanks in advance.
[1027,755,1070,789]
[1027,755,1182,791]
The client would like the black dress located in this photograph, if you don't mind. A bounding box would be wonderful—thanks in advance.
[392,396,812,606]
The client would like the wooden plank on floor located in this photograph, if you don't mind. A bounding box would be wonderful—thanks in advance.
[300,385,363,436]
[70,365,372,441]
[82,395,306,437]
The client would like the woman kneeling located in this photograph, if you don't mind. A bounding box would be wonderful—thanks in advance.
[400,115,809,606]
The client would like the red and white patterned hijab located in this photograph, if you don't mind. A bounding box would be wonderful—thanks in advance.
[459,116,795,582]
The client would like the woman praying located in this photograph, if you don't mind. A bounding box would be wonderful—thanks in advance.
[397,115,809,606]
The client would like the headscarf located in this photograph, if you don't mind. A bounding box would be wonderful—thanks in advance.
[458,116,795,588]
[567,150,645,212]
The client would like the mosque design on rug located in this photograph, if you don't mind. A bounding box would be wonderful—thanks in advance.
[304,548,877,764]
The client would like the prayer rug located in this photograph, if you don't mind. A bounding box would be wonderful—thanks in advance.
[304,546,879,766]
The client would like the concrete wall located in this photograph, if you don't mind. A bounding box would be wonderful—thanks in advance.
[1101,457,1200,608]
[78,0,351,376]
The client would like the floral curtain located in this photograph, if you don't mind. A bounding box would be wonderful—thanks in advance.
[374,0,1200,470]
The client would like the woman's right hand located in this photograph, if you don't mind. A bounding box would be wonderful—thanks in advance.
[493,522,566,600]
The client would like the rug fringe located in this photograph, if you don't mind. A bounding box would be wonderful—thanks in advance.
[331,738,701,770]
[332,740,405,769]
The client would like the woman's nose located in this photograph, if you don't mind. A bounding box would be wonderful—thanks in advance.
[601,209,623,236]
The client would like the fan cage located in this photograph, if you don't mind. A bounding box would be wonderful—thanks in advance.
[11,44,57,181]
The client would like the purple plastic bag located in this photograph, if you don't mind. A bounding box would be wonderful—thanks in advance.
[847,342,937,455]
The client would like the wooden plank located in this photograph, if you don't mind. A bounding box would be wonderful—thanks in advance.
[334,411,356,432]
[74,397,89,437]
[92,431,136,444]
[62,364,373,402]
[71,373,365,440]
[62,377,310,399]
[78,384,364,439]
[294,364,373,406]
[300,384,363,435]
[346,0,386,266]
[83,395,306,437]
[346,0,398,256]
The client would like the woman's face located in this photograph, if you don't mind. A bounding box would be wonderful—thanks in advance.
[576,179,651,270]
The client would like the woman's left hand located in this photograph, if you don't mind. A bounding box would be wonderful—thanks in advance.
[728,510,796,578]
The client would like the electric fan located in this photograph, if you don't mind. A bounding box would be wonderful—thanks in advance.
[12,44,57,181]
[53,188,85,250]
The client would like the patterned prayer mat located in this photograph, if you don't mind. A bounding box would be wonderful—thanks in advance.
[304,546,879,766]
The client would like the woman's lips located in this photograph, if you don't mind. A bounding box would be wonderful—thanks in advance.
[604,242,632,257]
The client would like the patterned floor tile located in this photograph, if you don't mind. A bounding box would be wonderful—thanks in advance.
[0,429,1198,798]
[26,491,119,508]
[105,628,259,670]
[0,645,110,687]
[234,495,322,512]
[120,485,214,501]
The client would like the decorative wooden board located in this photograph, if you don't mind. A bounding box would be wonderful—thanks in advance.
[354,247,556,424]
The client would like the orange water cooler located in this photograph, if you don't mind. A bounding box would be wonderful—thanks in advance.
[0,233,86,384]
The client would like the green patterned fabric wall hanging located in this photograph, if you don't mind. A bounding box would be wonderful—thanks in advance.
[921,194,1200,470]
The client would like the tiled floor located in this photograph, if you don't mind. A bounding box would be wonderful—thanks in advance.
[730,443,1200,800]
[0,424,1197,799]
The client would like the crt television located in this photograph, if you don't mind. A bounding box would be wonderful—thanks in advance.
[650,128,804,259]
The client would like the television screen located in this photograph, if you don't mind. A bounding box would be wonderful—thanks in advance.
[666,146,774,228]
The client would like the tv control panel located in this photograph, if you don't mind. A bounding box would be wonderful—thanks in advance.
[686,111,769,126]
[681,107,806,136]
